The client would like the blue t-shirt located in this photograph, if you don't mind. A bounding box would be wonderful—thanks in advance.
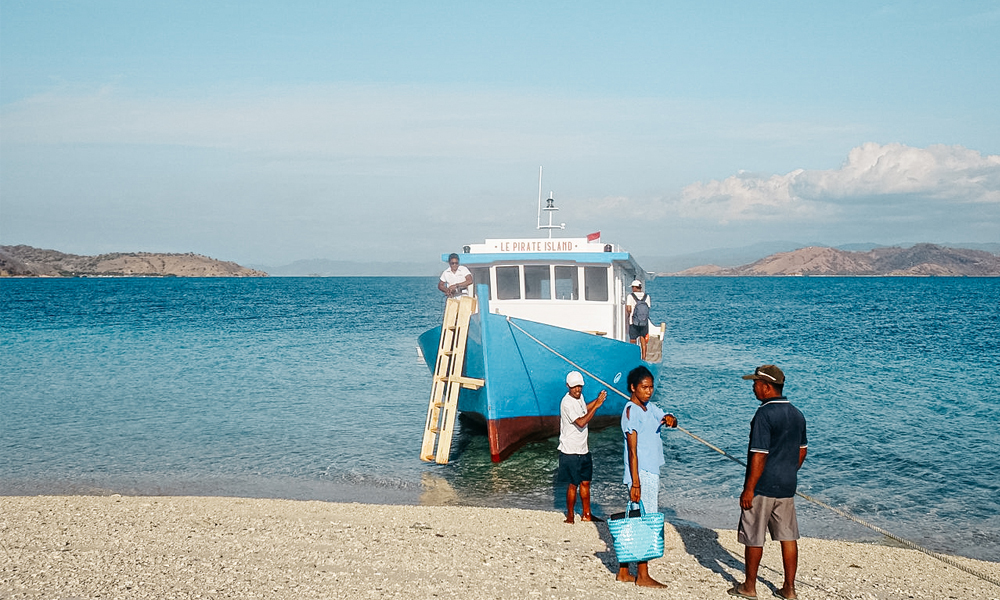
[621,400,666,485]
[747,398,807,498]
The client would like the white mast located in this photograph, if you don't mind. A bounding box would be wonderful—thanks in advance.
[535,166,565,238]
[536,166,543,231]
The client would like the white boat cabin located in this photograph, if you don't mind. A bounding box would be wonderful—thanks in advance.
[451,237,649,343]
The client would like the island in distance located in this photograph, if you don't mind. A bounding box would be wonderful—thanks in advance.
[0,245,267,278]
[660,243,1000,277]
[4,242,998,278]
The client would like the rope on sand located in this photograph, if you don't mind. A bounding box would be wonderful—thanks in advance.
[505,317,1000,587]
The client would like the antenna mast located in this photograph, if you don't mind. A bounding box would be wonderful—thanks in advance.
[535,166,565,238]
[536,166,543,231]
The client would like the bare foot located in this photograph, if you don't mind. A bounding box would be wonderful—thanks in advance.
[615,568,636,583]
[635,575,667,588]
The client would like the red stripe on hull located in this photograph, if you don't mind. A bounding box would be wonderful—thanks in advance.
[486,414,621,463]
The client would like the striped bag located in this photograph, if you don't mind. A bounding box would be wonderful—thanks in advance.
[607,501,665,563]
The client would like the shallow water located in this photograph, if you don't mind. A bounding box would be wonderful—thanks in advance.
[2,276,998,561]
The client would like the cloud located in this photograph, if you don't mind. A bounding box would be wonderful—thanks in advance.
[797,143,1000,203]
[673,143,1000,224]
[675,168,829,223]
[3,84,997,260]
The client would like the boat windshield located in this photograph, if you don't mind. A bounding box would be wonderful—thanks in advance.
[554,266,578,300]
[472,267,490,296]
[583,266,608,301]
[524,266,551,299]
[496,266,520,300]
[488,264,609,302]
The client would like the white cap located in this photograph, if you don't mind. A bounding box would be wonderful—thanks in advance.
[631,279,642,288]
[566,371,585,387]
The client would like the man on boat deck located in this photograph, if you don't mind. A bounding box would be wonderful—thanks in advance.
[625,280,650,360]
[618,365,677,587]
[729,364,808,600]
[438,253,473,298]
[557,371,607,524]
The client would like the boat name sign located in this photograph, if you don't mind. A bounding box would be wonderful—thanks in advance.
[472,238,602,253]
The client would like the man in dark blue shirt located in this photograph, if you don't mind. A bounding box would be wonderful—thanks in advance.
[729,365,807,600]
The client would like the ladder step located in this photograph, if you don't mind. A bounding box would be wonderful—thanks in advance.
[450,375,485,388]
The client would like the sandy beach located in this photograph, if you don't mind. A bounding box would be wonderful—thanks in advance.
[2,496,997,599]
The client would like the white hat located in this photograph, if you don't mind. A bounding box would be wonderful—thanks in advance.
[630,279,642,288]
[566,371,585,387]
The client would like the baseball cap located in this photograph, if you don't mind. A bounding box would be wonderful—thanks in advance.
[741,364,785,384]
[630,279,642,288]
[566,371,585,387]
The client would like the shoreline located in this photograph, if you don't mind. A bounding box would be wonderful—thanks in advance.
[2,495,997,599]
[2,475,993,563]
[4,474,992,563]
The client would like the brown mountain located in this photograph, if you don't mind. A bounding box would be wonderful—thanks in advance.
[0,245,267,277]
[664,244,1000,277]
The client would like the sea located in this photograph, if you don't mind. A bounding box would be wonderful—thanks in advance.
[2,276,998,562]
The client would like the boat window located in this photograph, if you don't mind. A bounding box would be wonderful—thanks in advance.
[554,266,578,300]
[584,266,609,301]
[471,267,490,297]
[496,266,521,300]
[523,265,551,300]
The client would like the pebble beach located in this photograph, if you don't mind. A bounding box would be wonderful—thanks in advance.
[2,495,997,600]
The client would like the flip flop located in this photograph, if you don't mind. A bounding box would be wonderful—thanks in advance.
[727,586,757,599]
[773,590,797,599]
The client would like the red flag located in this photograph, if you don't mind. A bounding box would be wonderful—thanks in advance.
[586,231,601,242]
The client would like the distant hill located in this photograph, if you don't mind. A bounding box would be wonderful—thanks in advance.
[639,241,809,272]
[641,241,1000,273]
[0,245,267,277]
[662,244,1000,277]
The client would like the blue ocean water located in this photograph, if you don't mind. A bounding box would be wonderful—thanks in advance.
[2,277,998,561]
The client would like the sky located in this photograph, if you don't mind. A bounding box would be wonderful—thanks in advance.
[1,1,998,267]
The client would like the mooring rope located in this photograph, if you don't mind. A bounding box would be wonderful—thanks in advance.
[505,316,1000,587]
[672,428,1000,587]
[505,318,547,422]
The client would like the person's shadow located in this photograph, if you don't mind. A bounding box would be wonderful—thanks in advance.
[587,510,746,587]
[677,523,797,597]
[592,514,620,573]
[672,520,744,586]
[589,508,695,575]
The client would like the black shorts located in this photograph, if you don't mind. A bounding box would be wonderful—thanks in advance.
[557,452,593,485]
[629,323,649,341]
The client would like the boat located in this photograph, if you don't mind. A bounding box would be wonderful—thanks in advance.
[417,180,664,463]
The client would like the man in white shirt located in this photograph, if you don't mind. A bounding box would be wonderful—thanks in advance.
[438,253,473,298]
[557,371,607,523]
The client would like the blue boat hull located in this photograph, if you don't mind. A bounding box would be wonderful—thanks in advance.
[418,295,652,462]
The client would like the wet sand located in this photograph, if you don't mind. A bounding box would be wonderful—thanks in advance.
[2,495,997,599]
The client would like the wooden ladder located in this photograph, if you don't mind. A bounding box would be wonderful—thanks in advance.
[420,295,484,464]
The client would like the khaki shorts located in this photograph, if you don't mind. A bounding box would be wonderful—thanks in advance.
[737,495,799,547]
